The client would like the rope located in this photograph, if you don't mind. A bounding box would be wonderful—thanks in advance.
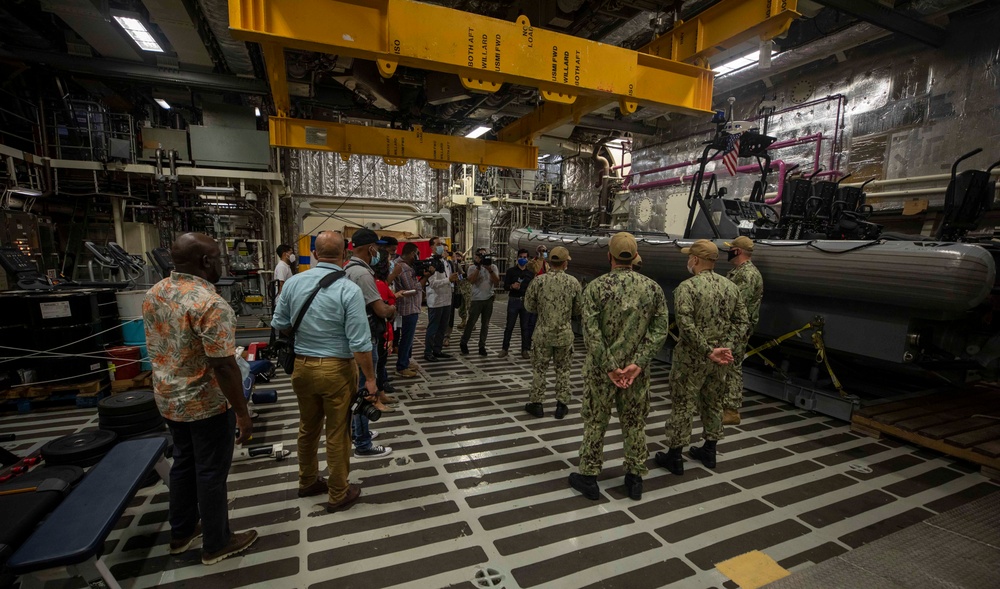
[0,321,140,366]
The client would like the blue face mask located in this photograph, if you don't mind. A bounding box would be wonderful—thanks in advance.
[435,245,445,255]
[371,250,381,266]
[517,258,528,267]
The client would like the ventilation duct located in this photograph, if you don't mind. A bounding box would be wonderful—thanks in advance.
[195,0,255,76]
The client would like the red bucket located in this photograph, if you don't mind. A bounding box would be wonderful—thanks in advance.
[107,345,142,381]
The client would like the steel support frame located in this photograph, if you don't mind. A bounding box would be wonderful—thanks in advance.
[269,117,538,170]
[812,0,947,47]
[500,0,802,144]
[228,0,714,115]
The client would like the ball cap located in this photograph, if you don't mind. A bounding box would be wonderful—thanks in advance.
[351,228,380,247]
[681,239,719,261]
[378,235,399,247]
[609,232,638,261]
[549,246,571,262]
[724,235,755,251]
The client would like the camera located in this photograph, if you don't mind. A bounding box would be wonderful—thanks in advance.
[351,388,382,421]
[413,256,444,276]
[477,254,493,267]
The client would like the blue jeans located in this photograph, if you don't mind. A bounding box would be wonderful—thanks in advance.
[165,409,236,553]
[424,305,451,358]
[396,313,419,371]
[353,343,375,451]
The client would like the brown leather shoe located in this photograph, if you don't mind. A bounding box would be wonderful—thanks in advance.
[201,530,258,565]
[722,408,741,425]
[327,483,362,513]
[298,477,327,498]
[169,522,202,554]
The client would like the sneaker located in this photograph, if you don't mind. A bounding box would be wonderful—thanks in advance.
[434,352,453,359]
[201,530,258,565]
[478,347,488,356]
[378,392,397,404]
[395,369,418,378]
[169,522,202,555]
[382,383,397,394]
[520,350,530,359]
[351,431,379,447]
[524,402,544,418]
[498,349,509,358]
[354,445,392,459]
[297,477,328,498]
[327,483,362,513]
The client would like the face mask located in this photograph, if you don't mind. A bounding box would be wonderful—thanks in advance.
[370,248,381,266]
[517,258,528,267]
[542,252,548,259]
[687,260,696,275]
[727,249,739,262]
[435,245,445,255]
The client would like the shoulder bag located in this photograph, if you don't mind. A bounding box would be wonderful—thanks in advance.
[273,270,345,375]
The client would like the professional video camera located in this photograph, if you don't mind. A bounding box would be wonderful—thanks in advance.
[476,253,494,267]
[412,256,445,276]
[351,388,382,421]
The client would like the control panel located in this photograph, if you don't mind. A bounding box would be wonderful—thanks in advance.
[691,198,780,239]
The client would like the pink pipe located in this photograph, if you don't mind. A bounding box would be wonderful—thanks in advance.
[630,159,791,205]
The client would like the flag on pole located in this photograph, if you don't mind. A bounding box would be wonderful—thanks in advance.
[722,133,741,176]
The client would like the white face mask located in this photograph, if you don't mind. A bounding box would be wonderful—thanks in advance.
[687,259,696,275]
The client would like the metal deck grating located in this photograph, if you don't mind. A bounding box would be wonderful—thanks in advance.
[2,300,999,588]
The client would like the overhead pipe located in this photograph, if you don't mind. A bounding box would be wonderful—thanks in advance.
[630,159,792,205]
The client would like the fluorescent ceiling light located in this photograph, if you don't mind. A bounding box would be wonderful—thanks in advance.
[9,187,43,197]
[113,16,164,53]
[465,126,491,139]
[254,107,261,117]
[154,98,171,110]
[713,49,778,77]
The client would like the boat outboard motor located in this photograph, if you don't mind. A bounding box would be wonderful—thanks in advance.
[936,148,999,241]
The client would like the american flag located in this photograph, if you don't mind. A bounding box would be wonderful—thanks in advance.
[722,133,741,176]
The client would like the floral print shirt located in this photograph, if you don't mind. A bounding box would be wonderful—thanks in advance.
[143,272,236,422]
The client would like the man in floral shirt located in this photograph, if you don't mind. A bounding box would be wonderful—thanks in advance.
[143,232,257,565]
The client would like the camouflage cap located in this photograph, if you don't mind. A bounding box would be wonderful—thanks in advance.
[681,239,719,261]
[724,235,754,251]
[609,232,638,261]
[549,246,571,263]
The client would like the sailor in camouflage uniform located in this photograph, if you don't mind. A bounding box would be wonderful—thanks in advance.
[657,239,749,475]
[523,246,582,420]
[570,233,669,502]
[722,236,763,425]
[454,251,473,329]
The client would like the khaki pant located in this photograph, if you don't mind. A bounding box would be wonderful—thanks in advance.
[291,356,358,503]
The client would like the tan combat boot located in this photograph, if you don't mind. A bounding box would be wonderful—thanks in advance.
[722,408,741,425]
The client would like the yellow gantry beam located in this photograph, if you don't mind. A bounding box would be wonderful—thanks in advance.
[498,0,802,144]
[269,117,539,170]
[645,0,801,63]
[229,0,714,115]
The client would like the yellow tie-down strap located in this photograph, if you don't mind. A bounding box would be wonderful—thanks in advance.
[744,319,847,397]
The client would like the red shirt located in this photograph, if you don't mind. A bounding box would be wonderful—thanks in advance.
[375,280,396,341]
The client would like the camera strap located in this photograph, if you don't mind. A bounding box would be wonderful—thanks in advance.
[290,270,346,336]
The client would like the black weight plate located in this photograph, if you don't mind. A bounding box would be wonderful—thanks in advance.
[98,407,162,427]
[0,465,84,493]
[117,423,168,441]
[97,390,156,416]
[41,430,117,466]
[99,415,164,437]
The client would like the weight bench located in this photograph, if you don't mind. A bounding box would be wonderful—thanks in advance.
[7,437,169,589]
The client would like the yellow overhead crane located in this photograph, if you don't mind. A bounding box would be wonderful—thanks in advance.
[229,0,800,169]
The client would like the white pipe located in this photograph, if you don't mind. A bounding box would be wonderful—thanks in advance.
[841,169,1000,188]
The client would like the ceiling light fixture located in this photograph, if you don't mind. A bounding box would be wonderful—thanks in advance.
[154,98,171,110]
[9,187,44,198]
[113,15,164,53]
[713,48,779,77]
[465,126,491,139]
